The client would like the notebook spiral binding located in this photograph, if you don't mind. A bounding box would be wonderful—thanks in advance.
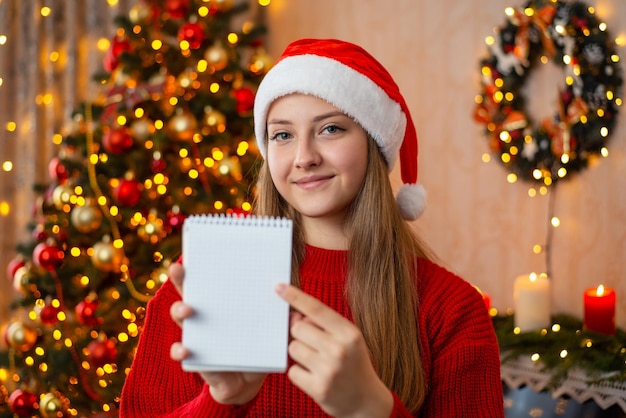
[185,213,292,228]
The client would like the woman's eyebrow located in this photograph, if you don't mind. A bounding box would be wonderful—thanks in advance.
[268,111,346,126]
[312,111,345,123]
[267,118,292,126]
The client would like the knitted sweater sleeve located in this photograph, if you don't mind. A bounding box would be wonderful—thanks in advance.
[417,260,504,418]
[119,279,254,417]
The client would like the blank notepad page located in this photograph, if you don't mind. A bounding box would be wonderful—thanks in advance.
[181,214,293,372]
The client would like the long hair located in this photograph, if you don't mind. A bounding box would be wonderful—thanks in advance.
[253,136,431,412]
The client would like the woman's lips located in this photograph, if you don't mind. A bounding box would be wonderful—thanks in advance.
[294,175,334,190]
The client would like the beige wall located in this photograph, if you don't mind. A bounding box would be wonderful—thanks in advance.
[265,0,626,328]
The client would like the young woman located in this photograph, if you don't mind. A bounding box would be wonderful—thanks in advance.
[120,38,504,417]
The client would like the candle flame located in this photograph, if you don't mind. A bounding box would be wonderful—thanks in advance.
[596,284,605,296]
[529,272,537,282]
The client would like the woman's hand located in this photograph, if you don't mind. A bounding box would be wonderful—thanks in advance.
[275,283,394,418]
[167,263,267,405]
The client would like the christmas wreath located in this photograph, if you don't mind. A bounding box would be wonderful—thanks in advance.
[474,0,623,184]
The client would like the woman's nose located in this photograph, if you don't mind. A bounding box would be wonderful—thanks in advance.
[294,137,321,168]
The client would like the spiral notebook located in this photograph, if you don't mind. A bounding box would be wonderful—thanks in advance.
[181,214,293,372]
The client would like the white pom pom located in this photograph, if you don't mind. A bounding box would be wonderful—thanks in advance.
[396,183,426,220]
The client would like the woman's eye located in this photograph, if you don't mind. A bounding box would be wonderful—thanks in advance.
[323,125,343,134]
[269,132,291,141]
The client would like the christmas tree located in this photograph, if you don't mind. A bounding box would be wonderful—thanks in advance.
[0,0,271,416]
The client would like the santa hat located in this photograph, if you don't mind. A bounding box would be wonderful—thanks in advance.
[253,38,426,220]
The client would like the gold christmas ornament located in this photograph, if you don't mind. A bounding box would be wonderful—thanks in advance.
[177,68,199,89]
[91,240,125,272]
[129,2,152,24]
[5,320,38,352]
[70,203,103,233]
[51,184,74,210]
[138,218,164,243]
[204,43,229,71]
[167,109,198,141]
[203,107,227,134]
[12,266,33,294]
[130,118,154,141]
[219,157,242,180]
[39,392,65,418]
[249,48,273,75]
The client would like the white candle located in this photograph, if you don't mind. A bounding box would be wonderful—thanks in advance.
[514,273,551,332]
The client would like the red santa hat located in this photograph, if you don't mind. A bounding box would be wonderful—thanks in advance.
[253,38,426,220]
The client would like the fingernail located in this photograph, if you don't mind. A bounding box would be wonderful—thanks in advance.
[275,283,287,295]
[172,344,185,360]
[175,303,185,315]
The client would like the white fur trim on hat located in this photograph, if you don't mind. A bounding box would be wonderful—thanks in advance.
[253,54,407,171]
[396,183,426,221]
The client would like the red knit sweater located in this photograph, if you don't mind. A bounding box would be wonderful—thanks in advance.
[120,245,504,417]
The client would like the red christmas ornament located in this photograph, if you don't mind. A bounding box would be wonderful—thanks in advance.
[87,339,118,367]
[165,0,190,19]
[48,157,69,182]
[32,223,48,241]
[9,389,38,417]
[114,179,143,206]
[75,299,101,327]
[33,242,65,271]
[151,157,167,173]
[177,22,204,49]
[103,36,132,72]
[232,87,255,114]
[6,256,25,281]
[54,226,69,243]
[102,126,134,154]
[40,303,61,325]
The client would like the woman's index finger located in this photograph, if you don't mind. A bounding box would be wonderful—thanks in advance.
[275,283,346,332]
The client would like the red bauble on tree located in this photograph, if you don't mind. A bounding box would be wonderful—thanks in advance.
[6,256,25,282]
[9,389,38,417]
[103,36,132,73]
[165,0,190,19]
[4,321,38,352]
[75,299,101,327]
[102,126,134,154]
[48,157,69,182]
[114,178,143,206]
[87,339,118,367]
[151,157,167,173]
[31,223,48,241]
[177,22,204,49]
[33,241,65,271]
[39,303,61,325]
[232,86,255,114]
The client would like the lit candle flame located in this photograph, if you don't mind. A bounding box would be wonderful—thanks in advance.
[596,284,605,296]
[529,272,537,282]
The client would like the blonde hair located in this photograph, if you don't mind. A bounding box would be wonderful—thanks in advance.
[253,136,431,412]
